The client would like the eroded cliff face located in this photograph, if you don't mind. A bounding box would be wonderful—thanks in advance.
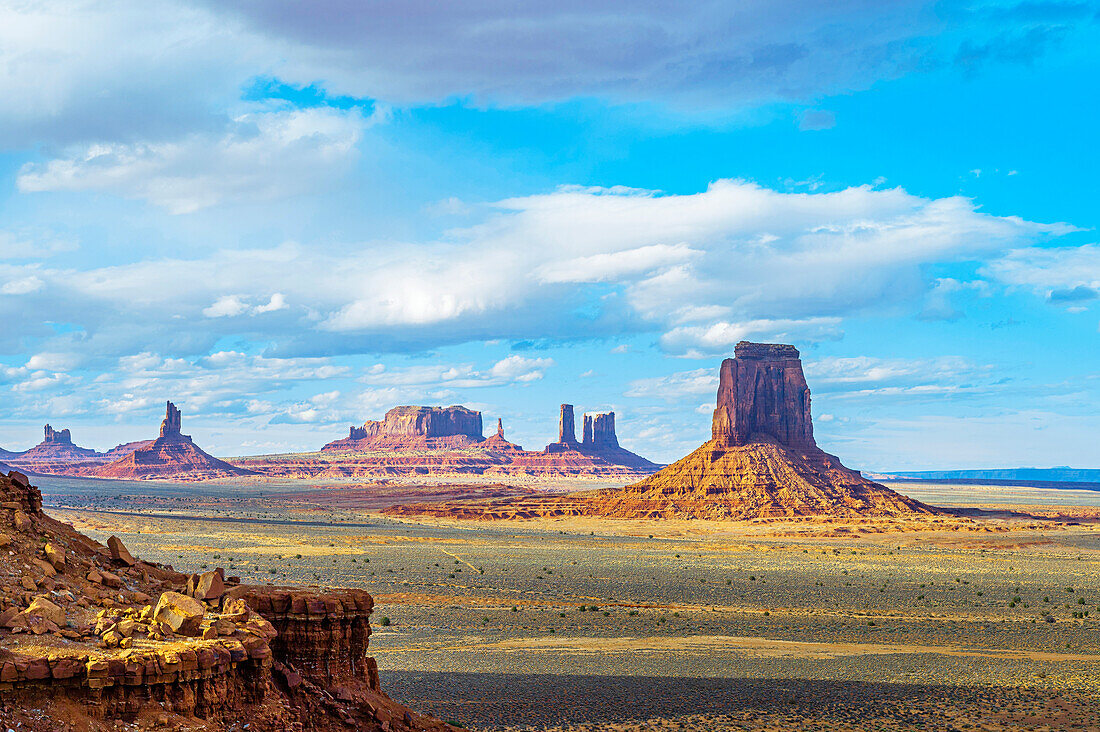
[522,405,658,474]
[324,406,484,451]
[0,471,453,732]
[712,342,814,449]
[583,412,618,449]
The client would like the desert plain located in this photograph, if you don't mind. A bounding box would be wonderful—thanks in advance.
[36,473,1100,732]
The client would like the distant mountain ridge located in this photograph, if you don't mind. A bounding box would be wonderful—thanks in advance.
[877,468,1100,483]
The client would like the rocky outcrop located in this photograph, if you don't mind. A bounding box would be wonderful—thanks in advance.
[10,424,100,464]
[478,419,525,453]
[494,404,659,476]
[386,343,939,521]
[0,470,454,732]
[94,402,255,481]
[583,412,618,448]
[557,404,578,446]
[712,342,814,448]
[323,405,484,452]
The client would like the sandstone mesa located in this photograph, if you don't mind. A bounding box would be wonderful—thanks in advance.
[384,342,940,521]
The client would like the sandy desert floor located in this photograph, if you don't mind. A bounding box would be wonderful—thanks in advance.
[35,475,1100,731]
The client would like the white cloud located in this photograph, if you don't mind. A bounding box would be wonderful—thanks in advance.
[1,275,43,295]
[203,295,249,318]
[625,368,717,400]
[252,292,287,314]
[985,244,1100,297]
[0,180,1068,361]
[362,355,554,388]
[660,318,844,358]
[536,243,702,284]
[26,352,80,372]
[17,107,370,213]
[805,355,993,398]
[201,292,289,318]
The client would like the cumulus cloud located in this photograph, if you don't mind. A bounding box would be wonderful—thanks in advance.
[362,355,553,388]
[18,107,370,213]
[0,180,1069,362]
[203,296,249,318]
[203,293,289,318]
[986,245,1100,303]
[1,275,43,295]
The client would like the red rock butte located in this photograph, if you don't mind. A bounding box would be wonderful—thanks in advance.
[323,405,485,451]
[11,424,99,464]
[94,401,255,480]
[385,342,940,521]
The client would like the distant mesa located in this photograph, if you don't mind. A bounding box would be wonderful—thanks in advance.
[94,401,254,480]
[323,405,485,451]
[11,424,100,463]
[386,342,939,521]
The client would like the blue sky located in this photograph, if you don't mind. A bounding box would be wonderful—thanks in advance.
[1,0,1098,469]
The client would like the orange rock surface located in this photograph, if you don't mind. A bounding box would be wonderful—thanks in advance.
[0,468,455,731]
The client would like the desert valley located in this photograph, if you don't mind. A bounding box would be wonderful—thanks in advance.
[3,343,1100,731]
[3,4,1098,730]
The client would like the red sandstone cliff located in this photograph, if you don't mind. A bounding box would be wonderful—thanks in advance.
[323,405,484,451]
[0,470,454,731]
[385,343,939,521]
[94,402,255,481]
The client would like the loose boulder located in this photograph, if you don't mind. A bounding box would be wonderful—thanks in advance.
[188,568,225,601]
[153,591,205,636]
[24,596,65,627]
[107,535,136,566]
[44,542,66,570]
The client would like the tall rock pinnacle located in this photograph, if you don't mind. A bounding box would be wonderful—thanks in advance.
[558,404,577,444]
[496,418,505,438]
[711,341,814,449]
[159,401,183,439]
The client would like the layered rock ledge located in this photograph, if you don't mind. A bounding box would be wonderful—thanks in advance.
[0,470,453,731]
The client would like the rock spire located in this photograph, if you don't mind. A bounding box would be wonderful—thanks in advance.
[160,401,183,439]
[558,404,577,445]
